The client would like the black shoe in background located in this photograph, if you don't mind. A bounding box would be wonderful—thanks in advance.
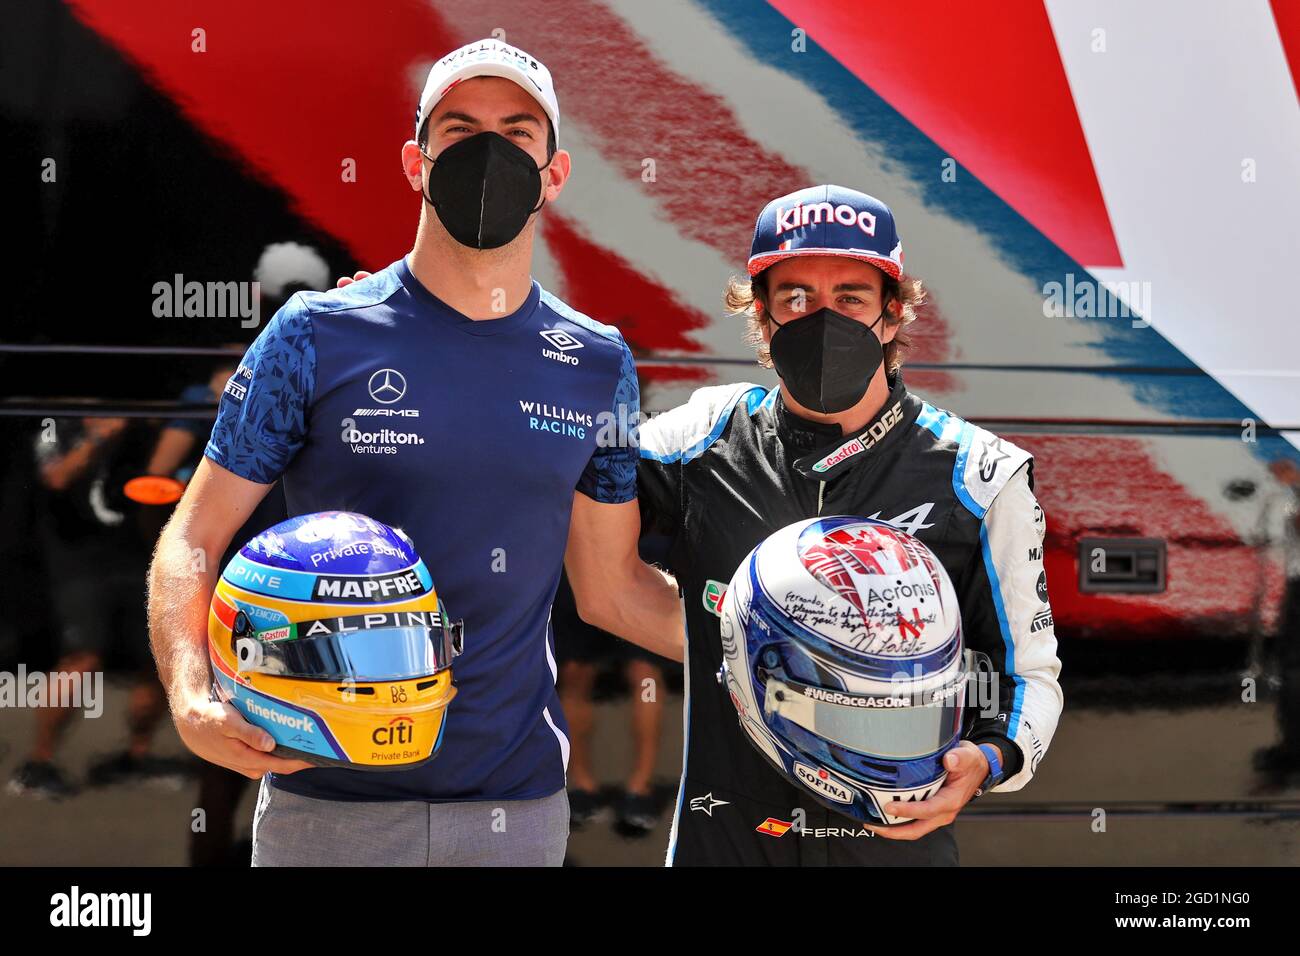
[87,752,195,789]
[568,788,604,829]
[6,760,79,800]
[615,790,658,837]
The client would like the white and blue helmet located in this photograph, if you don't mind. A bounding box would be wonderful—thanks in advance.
[720,516,971,826]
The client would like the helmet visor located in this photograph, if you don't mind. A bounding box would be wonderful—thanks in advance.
[763,668,966,759]
[234,617,463,682]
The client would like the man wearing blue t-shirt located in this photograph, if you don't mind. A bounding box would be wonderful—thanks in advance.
[147,39,684,866]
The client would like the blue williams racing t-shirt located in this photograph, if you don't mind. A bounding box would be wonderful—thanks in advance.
[205,256,639,803]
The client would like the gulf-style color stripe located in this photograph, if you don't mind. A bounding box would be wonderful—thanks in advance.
[220,553,433,602]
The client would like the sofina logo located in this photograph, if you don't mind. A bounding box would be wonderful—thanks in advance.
[702,580,727,618]
[794,762,854,804]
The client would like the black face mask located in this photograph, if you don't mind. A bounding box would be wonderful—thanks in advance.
[421,132,551,250]
[769,307,886,414]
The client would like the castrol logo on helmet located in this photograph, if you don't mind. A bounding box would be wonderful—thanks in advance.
[776,201,877,237]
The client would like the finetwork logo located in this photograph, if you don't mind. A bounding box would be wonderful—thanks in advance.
[50,886,151,936]
[244,698,315,733]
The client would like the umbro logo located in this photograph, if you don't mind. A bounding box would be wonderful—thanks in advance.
[540,328,584,351]
[540,328,583,366]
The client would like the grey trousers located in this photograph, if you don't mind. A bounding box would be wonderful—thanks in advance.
[251,778,570,867]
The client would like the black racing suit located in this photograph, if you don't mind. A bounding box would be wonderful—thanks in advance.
[637,374,1063,866]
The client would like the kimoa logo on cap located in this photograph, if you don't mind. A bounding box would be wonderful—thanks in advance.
[776,201,877,238]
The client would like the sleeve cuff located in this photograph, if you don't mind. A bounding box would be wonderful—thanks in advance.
[967,728,1024,787]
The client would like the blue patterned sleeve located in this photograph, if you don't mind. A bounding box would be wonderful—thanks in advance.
[576,340,640,504]
[203,296,315,484]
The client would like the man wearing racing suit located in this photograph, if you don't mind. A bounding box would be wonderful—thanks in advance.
[637,185,1064,865]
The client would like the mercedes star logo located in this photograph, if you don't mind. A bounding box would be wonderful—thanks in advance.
[367,368,407,404]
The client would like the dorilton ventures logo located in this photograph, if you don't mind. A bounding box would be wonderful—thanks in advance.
[342,420,425,454]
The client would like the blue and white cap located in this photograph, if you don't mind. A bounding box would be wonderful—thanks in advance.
[748,184,904,279]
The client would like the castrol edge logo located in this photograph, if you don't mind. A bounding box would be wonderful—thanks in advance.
[776,201,877,237]
[811,401,903,473]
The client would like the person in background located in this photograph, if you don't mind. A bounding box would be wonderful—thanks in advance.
[8,416,180,797]
[554,535,672,836]
[1254,457,1300,782]
[152,241,325,864]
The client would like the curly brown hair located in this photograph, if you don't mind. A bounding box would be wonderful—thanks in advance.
[724,267,926,372]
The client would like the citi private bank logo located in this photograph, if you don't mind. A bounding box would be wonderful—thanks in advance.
[540,328,584,366]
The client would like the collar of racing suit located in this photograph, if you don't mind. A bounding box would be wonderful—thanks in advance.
[769,372,920,482]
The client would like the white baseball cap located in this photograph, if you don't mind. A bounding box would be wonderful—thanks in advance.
[415,38,560,143]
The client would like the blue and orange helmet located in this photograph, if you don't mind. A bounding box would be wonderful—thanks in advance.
[208,511,463,771]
